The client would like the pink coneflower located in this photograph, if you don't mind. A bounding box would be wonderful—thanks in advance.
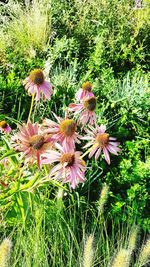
[75,82,94,101]
[83,125,121,164]
[0,120,11,134]
[42,115,81,150]
[23,69,53,101]
[12,122,52,168]
[68,96,97,125]
[42,143,86,189]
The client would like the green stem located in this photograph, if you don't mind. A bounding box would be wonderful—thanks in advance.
[28,93,35,123]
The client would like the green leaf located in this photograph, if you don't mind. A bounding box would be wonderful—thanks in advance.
[0,150,18,162]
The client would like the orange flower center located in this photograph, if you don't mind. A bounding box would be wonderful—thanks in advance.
[0,120,7,129]
[82,82,92,92]
[83,97,96,111]
[96,133,109,147]
[29,134,45,150]
[59,119,76,137]
[29,69,44,85]
[60,153,75,167]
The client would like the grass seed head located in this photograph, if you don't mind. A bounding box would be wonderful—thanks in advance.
[111,249,131,267]
[0,238,12,267]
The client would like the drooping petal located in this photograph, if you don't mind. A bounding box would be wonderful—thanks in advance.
[35,86,40,101]
[89,145,98,158]
[95,148,101,160]
[107,144,121,155]
[103,147,110,164]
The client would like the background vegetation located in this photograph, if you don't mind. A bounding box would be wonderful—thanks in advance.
[0,0,149,266]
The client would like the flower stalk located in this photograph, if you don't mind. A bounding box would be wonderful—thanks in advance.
[28,92,35,123]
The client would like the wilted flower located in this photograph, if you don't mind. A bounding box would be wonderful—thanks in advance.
[75,82,94,101]
[42,114,81,150]
[83,125,121,164]
[68,96,97,125]
[23,69,53,101]
[0,120,11,134]
[12,122,52,168]
[42,143,86,189]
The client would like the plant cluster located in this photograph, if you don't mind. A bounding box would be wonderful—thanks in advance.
[0,0,150,265]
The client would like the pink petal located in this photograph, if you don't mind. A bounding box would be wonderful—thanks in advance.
[55,143,65,152]
[95,148,101,160]
[41,84,52,100]
[109,137,117,141]
[50,164,62,176]
[28,122,37,136]
[83,141,94,149]
[35,86,40,101]
[103,147,110,164]
[42,151,61,163]
[5,125,11,133]
[89,145,98,158]
[75,89,83,101]
[99,125,106,133]
[27,85,35,94]
[109,141,120,146]
[107,145,118,155]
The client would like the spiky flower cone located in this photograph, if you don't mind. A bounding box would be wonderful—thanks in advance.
[0,238,12,267]
[83,234,94,267]
[98,183,109,215]
[111,249,131,267]
[138,239,150,266]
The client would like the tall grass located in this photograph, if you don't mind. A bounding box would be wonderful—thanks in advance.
[0,186,149,267]
[1,0,51,57]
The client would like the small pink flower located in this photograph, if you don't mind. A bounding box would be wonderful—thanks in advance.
[83,125,121,164]
[0,120,11,134]
[68,96,97,125]
[42,114,81,150]
[75,82,94,101]
[23,69,53,101]
[12,122,52,168]
[42,143,86,189]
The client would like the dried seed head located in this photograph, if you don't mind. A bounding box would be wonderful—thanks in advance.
[59,119,76,137]
[83,97,96,111]
[29,69,44,85]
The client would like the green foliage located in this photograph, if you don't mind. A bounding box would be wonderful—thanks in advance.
[106,139,150,231]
